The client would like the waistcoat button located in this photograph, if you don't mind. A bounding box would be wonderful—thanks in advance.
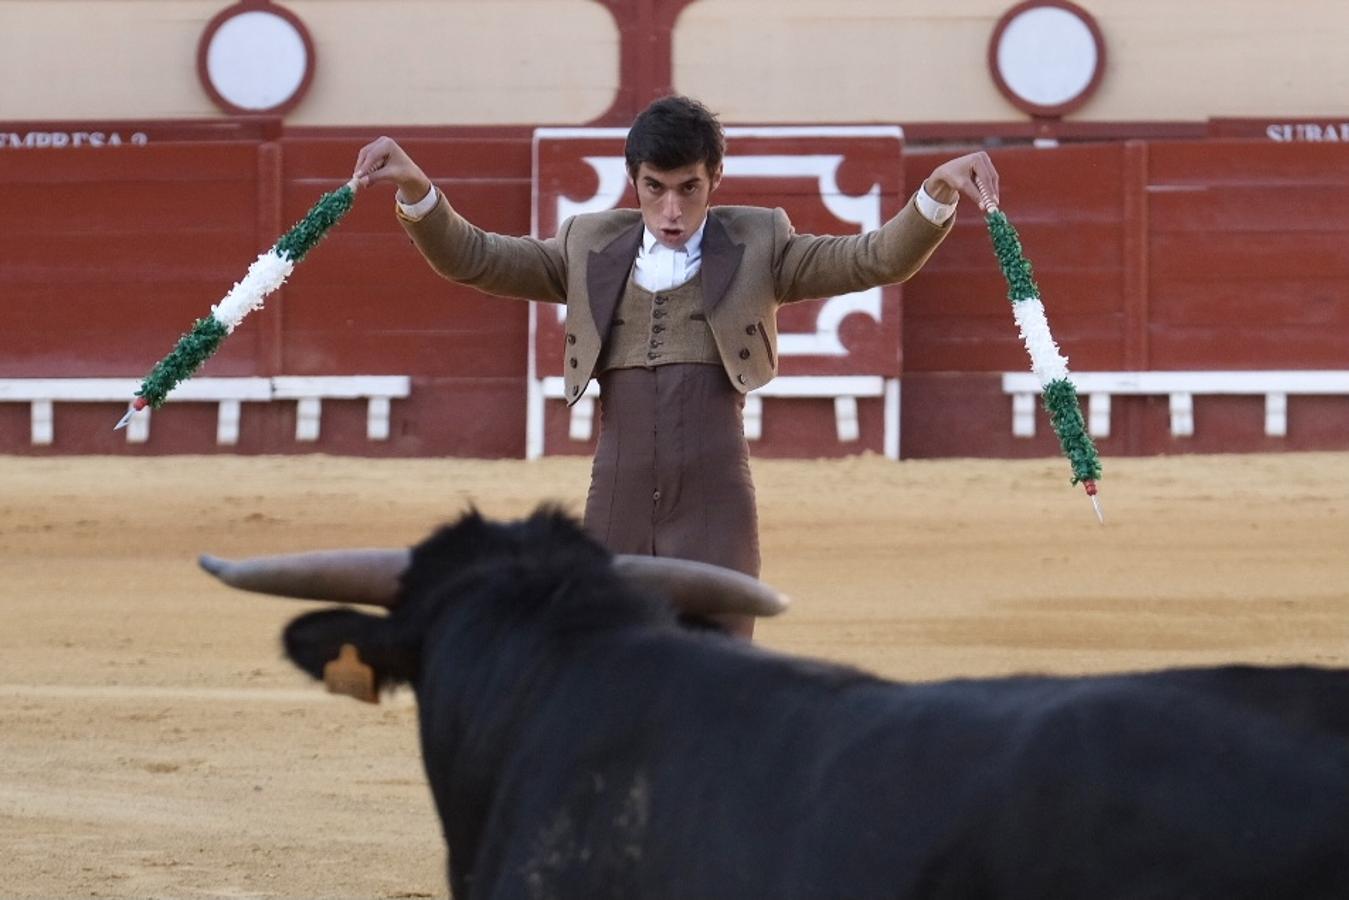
[739,348,750,360]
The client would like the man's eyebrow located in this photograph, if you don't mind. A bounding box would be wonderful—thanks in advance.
[642,175,703,188]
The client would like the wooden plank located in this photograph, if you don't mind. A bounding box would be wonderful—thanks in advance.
[257,142,284,377]
[1149,141,1349,185]
[1149,230,1349,279]
[0,378,270,401]
[902,316,1125,373]
[0,144,258,183]
[281,136,534,182]
[1001,371,1349,394]
[1148,185,1349,231]
[906,271,1123,317]
[1149,326,1349,369]
[2,182,259,233]
[1123,141,1151,369]
[1149,277,1349,326]
[0,232,257,282]
[0,325,259,378]
[271,376,410,399]
[278,331,527,379]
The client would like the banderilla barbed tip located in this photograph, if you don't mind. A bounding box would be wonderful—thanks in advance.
[114,397,148,431]
[1084,480,1104,525]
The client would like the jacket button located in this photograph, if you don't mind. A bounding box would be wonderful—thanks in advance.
[739,348,750,360]
[654,310,667,319]
[569,358,578,368]
[649,340,661,349]
[654,295,667,305]
[737,374,747,384]
[566,333,577,345]
[653,325,665,333]
[745,325,757,335]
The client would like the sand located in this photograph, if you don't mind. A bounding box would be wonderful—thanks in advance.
[3,451,1347,898]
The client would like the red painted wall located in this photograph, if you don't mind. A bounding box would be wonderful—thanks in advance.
[0,134,538,456]
[3,131,1348,457]
[901,140,1349,458]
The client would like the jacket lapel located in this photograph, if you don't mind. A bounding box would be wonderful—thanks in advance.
[586,221,644,338]
[700,211,745,313]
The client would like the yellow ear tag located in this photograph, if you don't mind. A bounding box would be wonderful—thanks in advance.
[323,643,379,704]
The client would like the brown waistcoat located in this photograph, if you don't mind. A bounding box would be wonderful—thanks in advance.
[597,272,722,373]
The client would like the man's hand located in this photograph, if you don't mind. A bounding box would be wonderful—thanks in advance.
[353,136,433,205]
[924,151,1001,211]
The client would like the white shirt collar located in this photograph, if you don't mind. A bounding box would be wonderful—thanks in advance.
[640,217,708,257]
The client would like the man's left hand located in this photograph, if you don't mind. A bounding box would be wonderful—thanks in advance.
[924,151,1001,211]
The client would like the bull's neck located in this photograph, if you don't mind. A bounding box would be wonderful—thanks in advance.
[418,614,565,881]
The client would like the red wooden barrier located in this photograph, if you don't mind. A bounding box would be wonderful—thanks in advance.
[0,135,536,456]
[901,139,1349,458]
[2,129,1347,457]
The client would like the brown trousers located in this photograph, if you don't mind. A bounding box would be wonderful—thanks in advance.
[584,364,760,634]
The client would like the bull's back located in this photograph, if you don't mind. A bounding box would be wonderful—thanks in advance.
[442,632,1349,899]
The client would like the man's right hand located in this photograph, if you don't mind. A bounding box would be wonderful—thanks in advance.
[353,136,433,205]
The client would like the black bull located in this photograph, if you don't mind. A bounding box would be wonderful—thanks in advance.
[204,508,1349,899]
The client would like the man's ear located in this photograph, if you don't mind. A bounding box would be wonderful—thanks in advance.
[709,164,724,193]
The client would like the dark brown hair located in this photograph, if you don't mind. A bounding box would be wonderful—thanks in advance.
[624,95,725,180]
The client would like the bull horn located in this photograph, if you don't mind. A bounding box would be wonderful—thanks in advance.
[199,548,789,619]
[613,555,790,618]
[198,548,409,607]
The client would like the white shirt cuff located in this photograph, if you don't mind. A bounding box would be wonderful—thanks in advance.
[915,183,958,226]
[397,185,439,220]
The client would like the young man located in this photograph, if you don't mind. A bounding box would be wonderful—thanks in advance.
[353,96,999,637]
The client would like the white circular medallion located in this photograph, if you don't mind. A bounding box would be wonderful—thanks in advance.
[198,3,316,115]
[989,1,1105,118]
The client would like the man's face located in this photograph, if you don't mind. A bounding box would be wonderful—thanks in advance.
[633,161,722,250]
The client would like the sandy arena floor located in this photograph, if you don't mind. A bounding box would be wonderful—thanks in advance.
[3,451,1347,898]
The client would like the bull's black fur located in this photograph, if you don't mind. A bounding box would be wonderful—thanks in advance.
[283,507,1349,899]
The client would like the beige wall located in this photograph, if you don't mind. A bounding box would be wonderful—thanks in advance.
[3,0,1349,125]
[675,0,1349,122]
[0,0,618,124]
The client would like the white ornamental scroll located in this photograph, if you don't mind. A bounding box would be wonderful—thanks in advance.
[529,126,906,459]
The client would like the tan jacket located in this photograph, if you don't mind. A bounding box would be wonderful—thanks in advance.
[398,192,953,404]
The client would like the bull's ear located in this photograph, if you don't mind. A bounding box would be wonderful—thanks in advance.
[284,609,421,703]
[284,612,385,682]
